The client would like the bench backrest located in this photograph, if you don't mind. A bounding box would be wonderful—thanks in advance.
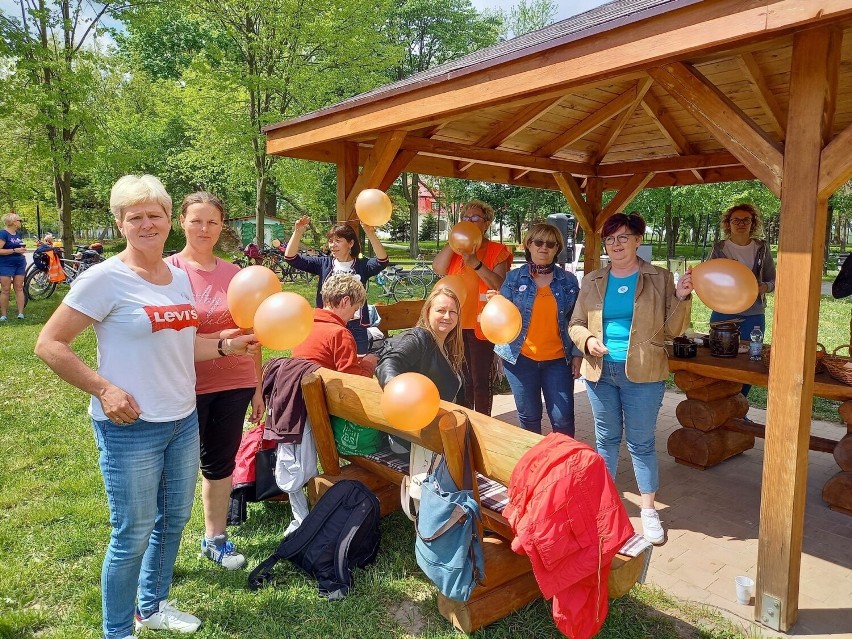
[374,299,426,335]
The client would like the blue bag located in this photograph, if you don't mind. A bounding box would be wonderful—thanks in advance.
[414,432,485,601]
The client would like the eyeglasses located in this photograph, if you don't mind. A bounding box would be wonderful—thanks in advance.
[603,234,637,245]
[531,239,557,249]
[730,217,752,226]
[462,214,486,223]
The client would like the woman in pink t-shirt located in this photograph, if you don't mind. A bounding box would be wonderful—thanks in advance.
[168,192,263,570]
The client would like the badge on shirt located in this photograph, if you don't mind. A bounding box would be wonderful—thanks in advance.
[519,285,527,292]
[617,285,629,294]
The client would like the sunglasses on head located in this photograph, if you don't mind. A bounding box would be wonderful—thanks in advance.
[531,239,557,249]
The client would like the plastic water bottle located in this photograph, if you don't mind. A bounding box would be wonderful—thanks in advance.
[749,325,764,361]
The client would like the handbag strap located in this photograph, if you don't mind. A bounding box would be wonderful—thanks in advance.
[460,426,474,492]
[416,504,468,542]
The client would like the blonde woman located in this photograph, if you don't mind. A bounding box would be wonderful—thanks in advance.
[0,211,27,320]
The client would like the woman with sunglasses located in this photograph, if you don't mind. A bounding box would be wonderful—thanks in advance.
[432,200,512,416]
[709,203,776,396]
[569,213,693,545]
[492,224,582,436]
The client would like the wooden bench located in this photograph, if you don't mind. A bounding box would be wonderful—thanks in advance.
[373,299,425,336]
[301,368,651,633]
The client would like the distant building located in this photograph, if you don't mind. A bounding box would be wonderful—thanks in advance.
[227,215,288,247]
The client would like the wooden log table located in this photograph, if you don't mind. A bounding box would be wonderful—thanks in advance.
[666,346,852,515]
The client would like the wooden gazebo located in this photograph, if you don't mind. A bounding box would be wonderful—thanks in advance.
[264,0,852,631]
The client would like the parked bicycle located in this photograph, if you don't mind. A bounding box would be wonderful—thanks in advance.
[24,244,105,301]
[408,255,438,288]
[374,264,427,302]
[232,243,316,284]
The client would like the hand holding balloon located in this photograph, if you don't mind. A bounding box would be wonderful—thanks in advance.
[484,289,498,302]
[355,189,393,227]
[448,221,482,255]
[676,267,694,301]
[479,294,522,344]
[293,215,310,232]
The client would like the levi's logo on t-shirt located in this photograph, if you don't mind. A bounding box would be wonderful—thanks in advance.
[143,304,200,332]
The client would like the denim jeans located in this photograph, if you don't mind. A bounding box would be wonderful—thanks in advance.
[583,361,664,494]
[709,311,765,397]
[502,354,575,437]
[92,411,200,639]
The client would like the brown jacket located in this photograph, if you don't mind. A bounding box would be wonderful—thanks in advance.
[569,259,691,383]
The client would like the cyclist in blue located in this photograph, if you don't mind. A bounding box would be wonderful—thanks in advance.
[0,212,27,321]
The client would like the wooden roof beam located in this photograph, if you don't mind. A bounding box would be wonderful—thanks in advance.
[342,130,407,217]
[592,77,654,164]
[603,165,754,190]
[598,151,740,176]
[819,122,852,199]
[648,62,783,197]
[378,150,418,192]
[641,89,693,154]
[738,52,788,141]
[398,136,594,176]
[553,172,592,223]
[598,172,655,231]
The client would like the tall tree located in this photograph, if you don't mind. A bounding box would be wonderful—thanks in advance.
[501,0,557,39]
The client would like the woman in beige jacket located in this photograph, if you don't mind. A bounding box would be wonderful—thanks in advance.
[569,213,693,545]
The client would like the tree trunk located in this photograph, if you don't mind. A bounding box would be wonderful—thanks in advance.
[403,172,420,258]
[55,170,73,249]
[255,174,267,246]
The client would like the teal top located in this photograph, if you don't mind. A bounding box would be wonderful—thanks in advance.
[602,271,639,362]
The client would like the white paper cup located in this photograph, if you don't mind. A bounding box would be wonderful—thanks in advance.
[735,575,754,604]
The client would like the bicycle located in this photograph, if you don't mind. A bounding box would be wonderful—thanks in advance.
[24,246,104,301]
[375,265,428,303]
[408,256,438,288]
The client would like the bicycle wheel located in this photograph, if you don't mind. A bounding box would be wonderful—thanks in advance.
[391,275,427,302]
[266,261,287,282]
[409,266,437,288]
[232,256,249,268]
[24,269,56,301]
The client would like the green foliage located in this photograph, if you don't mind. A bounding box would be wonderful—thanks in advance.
[500,0,557,39]
[418,212,438,241]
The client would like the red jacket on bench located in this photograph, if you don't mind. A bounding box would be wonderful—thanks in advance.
[505,434,635,639]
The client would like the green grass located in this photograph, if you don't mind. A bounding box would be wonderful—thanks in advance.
[0,287,798,639]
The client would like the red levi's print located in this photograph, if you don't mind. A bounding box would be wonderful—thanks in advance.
[143,304,201,332]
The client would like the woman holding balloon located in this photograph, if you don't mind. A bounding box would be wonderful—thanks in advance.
[492,223,583,437]
[432,200,512,416]
[569,213,693,545]
[167,191,263,571]
[35,175,259,638]
[708,203,776,396]
[285,216,388,354]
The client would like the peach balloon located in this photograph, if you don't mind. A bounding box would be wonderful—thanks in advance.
[355,189,393,226]
[380,372,441,431]
[253,292,313,350]
[692,258,759,314]
[448,221,482,254]
[227,265,281,328]
[479,294,522,344]
[435,274,468,307]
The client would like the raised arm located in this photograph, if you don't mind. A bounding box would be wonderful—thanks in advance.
[285,216,310,258]
[432,244,456,276]
[361,223,388,261]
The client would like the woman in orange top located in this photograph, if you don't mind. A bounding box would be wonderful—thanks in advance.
[432,200,512,415]
[492,224,582,436]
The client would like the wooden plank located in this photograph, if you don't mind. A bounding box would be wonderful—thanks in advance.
[553,172,592,221]
[593,77,654,163]
[757,26,838,632]
[377,150,417,193]
[598,151,740,176]
[648,62,784,196]
[598,172,655,230]
[265,0,852,154]
[533,87,638,158]
[738,52,788,140]
[476,97,564,150]
[336,142,359,222]
[605,165,755,190]
[641,89,694,154]
[342,130,407,218]
[722,419,838,454]
[399,136,593,175]
[301,373,341,476]
[584,177,603,272]
[819,124,852,199]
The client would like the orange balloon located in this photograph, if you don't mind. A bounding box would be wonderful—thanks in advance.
[253,292,313,350]
[227,265,281,328]
[434,274,468,307]
[692,258,759,314]
[355,189,393,226]
[479,294,522,344]
[380,372,441,431]
[448,221,482,254]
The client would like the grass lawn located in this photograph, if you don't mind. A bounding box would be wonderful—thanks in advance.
[6,278,844,638]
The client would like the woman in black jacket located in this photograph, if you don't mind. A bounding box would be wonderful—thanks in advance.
[376,286,464,407]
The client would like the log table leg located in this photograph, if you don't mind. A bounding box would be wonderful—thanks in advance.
[822,401,852,514]
[667,372,755,469]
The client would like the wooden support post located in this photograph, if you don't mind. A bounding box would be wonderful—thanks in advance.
[342,130,407,218]
[757,27,839,632]
[584,178,603,273]
[336,142,359,222]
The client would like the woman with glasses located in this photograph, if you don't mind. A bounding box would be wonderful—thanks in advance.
[569,213,693,545]
[492,224,582,436]
[432,200,512,416]
[709,203,776,396]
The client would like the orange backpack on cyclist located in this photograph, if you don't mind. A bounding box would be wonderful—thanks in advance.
[47,250,67,283]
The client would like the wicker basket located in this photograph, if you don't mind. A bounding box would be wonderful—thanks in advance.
[762,342,826,374]
[821,345,852,385]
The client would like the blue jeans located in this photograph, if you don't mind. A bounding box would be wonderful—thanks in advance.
[502,354,575,437]
[583,361,664,494]
[92,412,200,639]
[709,311,765,397]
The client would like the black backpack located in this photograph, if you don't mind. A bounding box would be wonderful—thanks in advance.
[248,480,381,600]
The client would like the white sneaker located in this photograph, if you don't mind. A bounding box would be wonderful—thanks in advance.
[135,600,201,633]
[640,508,666,545]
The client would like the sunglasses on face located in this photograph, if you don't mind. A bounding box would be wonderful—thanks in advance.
[603,234,637,245]
[531,239,557,249]
[462,214,486,223]
[730,217,752,226]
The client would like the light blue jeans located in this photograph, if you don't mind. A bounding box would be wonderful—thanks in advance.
[583,361,664,494]
[92,412,200,639]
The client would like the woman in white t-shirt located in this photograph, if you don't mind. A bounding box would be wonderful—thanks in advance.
[35,175,258,639]
[709,203,776,396]
[167,191,263,572]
